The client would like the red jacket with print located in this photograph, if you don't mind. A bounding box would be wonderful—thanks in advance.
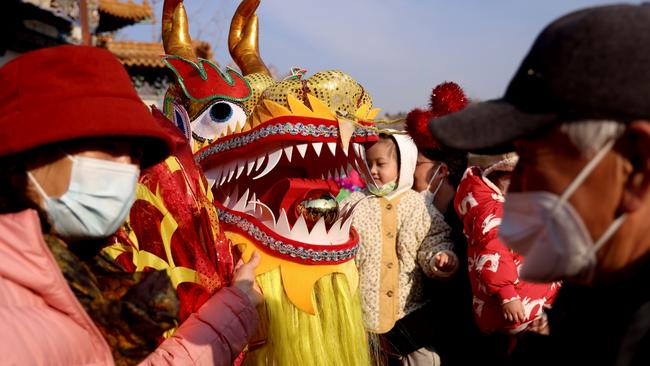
[454,167,559,334]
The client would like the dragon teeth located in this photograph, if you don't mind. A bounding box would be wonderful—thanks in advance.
[283,146,294,162]
[312,142,323,156]
[255,154,266,171]
[352,143,362,158]
[233,188,250,211]
[327,142,337,156]
[253,149,282,180]
[235,161,245,179]
[245,192,257,212]
[296,143,308,158]
[289,215,310,242]
[308,217,328,243]
[255,200,277,227]
[226,163,236,182]
[246,159,255,175]
[276,209,291,237]
[205,169,222,189]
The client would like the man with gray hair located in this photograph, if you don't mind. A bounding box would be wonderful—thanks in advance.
[427,4,650,366]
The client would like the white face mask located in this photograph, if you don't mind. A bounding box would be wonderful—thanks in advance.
[499,139,626,284]
[420,163,444,204]
[28,155,140,240]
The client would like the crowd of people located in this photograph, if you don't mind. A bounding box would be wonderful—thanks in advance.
[0,2,649,366]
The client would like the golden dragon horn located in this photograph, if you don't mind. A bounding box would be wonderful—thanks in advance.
[162,0,196,59]
[229,0,270,76]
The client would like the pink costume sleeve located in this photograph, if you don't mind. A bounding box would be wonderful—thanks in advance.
[140,287,259,366]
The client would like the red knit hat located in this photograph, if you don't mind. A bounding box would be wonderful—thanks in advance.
[0,45,174,167]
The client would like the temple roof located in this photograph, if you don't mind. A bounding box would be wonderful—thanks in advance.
[97,0,152,33]
[98,36,214,69]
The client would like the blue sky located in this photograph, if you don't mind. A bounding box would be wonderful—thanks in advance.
[122,0,635,114]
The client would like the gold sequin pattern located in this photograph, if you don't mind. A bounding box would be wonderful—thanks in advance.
[306,70,372,116]
[260,70,373,117]
[261,77,303,107]
[243,73,275,114]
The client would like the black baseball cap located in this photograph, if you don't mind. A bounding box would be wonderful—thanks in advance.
[428,3,650,152]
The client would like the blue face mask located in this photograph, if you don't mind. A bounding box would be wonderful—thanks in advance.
[28,155,140,240]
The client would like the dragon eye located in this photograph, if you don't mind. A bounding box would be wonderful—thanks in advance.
[210,102,234,123]
[192,100,247,142]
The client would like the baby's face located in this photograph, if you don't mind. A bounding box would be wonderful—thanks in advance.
[365,140,399,186]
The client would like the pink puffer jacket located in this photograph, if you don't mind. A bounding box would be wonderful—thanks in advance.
[0,209,258,365]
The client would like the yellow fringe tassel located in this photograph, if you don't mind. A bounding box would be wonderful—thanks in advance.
[244,268,371,365]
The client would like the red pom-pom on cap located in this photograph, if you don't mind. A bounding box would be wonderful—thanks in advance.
[405,108,438,149]
[429,81,468,117]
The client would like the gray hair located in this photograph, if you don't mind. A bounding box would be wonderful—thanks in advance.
[559,119,625,157]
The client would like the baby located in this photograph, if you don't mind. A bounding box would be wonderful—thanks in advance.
[342,133,458,364]
[456,154,559,336]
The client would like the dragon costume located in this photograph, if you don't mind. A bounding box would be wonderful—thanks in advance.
[109,0,380,364]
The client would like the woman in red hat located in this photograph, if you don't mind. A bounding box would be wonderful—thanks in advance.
[0,45,262,365]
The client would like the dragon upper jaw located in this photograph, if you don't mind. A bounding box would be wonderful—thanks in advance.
[205,139,367,187]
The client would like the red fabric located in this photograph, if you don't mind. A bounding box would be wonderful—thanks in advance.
[0,45,173,167]
[163,56,251,101]
[109,109,234,322]
[454,167,559,334]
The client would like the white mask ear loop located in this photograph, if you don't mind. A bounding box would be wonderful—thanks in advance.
[593,213,627,251]
[27,152,77,201]
[427,164,444,198]
[551,138,627,251]
[27,172,50,200]
[554,139,617,212]
[427,164,442,186]
[431,179,444,199]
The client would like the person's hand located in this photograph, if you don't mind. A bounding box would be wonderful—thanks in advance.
[233,251,264,307]
[502,299,526,323]
[434,251,458,272]
[527,314,550,335]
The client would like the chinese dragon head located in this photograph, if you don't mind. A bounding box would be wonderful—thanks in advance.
[159,0,379,364]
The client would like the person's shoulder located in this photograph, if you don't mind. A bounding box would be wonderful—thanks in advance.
[398,189,420,200]
[397,190,432,213]
[399,189,427,206]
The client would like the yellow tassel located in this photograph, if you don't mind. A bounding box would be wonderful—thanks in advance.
[244,269,371,366]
